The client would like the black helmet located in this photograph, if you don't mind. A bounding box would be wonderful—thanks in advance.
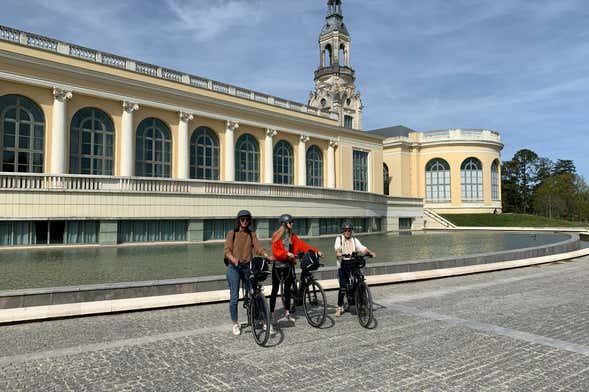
[341,221,354,230]
[279,214,294,225]
[237,210,252,219]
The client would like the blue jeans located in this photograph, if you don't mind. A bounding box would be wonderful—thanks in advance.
[226,263,252,322]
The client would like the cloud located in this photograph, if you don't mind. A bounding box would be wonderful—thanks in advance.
[165,0,265,41]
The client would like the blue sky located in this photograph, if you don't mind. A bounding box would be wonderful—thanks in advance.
[2,0,588,178]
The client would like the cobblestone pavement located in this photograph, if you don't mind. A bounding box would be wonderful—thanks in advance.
[2,256,589,391]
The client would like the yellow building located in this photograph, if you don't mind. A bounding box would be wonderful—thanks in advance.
[372,125,503,215]
[0,1,500,247]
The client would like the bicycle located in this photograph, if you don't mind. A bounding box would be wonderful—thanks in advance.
[341,252,374,328]
[241,257,272,346]
[277,251,327,328]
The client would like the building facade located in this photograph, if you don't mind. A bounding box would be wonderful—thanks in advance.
[0,1,502,248]
[374,126,503,215]
[0,2,425,248]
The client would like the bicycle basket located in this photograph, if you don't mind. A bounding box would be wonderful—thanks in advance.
[250,257,269,281]
[300,251,320,272]
[353,256,366,268]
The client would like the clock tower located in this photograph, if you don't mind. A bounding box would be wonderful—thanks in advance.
[309,0,363,130]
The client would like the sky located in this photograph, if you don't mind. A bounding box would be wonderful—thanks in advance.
[1,0,588,178]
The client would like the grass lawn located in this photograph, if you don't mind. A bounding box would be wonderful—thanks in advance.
[441,213,589,228]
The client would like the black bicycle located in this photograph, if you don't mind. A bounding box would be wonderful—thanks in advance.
[342,252,374,328]
[241,257,271,346]
[278,251,327,328]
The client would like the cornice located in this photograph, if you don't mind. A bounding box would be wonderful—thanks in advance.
[0,47,383,144]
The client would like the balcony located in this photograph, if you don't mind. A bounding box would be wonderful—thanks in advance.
[314,65,356,80]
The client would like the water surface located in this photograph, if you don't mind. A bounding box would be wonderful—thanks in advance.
[0,231,570,290]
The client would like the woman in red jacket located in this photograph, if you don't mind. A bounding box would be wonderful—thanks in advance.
[270,213,323,324]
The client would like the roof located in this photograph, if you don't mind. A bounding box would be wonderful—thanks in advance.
[366,125,416,138]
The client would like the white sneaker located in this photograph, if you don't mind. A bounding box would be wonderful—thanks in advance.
[269,324,276,335]
[285,314,296,324]
[232,324,241,336]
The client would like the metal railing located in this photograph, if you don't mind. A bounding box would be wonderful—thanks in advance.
[0,24,339,121]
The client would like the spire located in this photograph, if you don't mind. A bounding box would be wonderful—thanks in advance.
[322,0,349,36]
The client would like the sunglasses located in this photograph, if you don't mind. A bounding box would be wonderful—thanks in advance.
[343,229,352,233]
[239,217,251,222]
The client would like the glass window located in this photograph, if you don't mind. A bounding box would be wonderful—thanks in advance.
[235,134,259,182]
[273,140,294,185]
[353,150,369,192]
[70,108,115,175]
[0,95,45,173]
[344,115,353,129]
[136,118,172,178]
[190,127,220,180]
[461,157,483,201]
[425,158,451,202]
[492,160,500,201]
[383,163,390,196]
[306,145,323,187]
[204,219,234,241]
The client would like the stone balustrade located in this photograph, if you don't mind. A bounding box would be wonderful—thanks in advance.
[384,128,502,145]
[0,24,339,121]
[0,173,422,205]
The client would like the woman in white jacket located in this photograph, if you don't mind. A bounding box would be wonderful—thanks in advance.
[334,221,376,317]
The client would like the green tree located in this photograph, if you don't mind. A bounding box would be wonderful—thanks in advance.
[511,149,539,213]
[553,159,576,176]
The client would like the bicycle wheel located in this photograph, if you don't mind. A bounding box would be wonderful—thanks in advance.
[302,279,326,328]
[355,281,373,328]
[250,291,271,346]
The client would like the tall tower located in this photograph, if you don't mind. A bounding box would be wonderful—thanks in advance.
[309,0,363,130]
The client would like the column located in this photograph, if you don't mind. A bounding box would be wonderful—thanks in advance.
[327,139,337,188]
[224,121,239,181]
[264,129,277,184]
[121,101,139,177]
[50,88,72,174]
[298,135,309,186]
[177,112,193,180]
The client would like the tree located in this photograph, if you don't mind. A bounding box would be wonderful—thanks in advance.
[553,159,576,176]
[534,157,554,186]
[511,149,539,213]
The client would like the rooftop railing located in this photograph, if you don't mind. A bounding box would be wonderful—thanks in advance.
[0,24,339,121]
[384,129,501,144]
[0,173,423,205]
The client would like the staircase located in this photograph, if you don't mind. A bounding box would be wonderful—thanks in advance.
[424,209,457,229]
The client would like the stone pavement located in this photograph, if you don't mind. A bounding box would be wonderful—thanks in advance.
[1,256,589,391]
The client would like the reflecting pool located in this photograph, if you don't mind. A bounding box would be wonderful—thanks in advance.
[0,231,571,290]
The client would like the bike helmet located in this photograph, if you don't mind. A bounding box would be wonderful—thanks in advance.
[279,213,294,225]
[237,210,252,219]
[341,221,354,230]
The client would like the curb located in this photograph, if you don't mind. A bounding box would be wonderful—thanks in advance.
[1,247,588,324]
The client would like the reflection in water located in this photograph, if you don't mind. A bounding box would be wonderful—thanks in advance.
[0,231,570,290]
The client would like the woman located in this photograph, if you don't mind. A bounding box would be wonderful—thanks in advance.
[334,221,376,317]
[224,209,270,336]
[270,213,323,324]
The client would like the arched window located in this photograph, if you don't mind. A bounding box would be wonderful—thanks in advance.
[383,163,390,196]
[425,158,451,202]
[461,157,483,201]
[273,140,293,185]
[491,160,500,201]
[306,145,323,187]
[339,45,345,66]
[324,45,332,66]
[0,94,45,173]
[190,126,219,180]
[136,118,172,178]
[235,134,259,182]
[69,108,114,175]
